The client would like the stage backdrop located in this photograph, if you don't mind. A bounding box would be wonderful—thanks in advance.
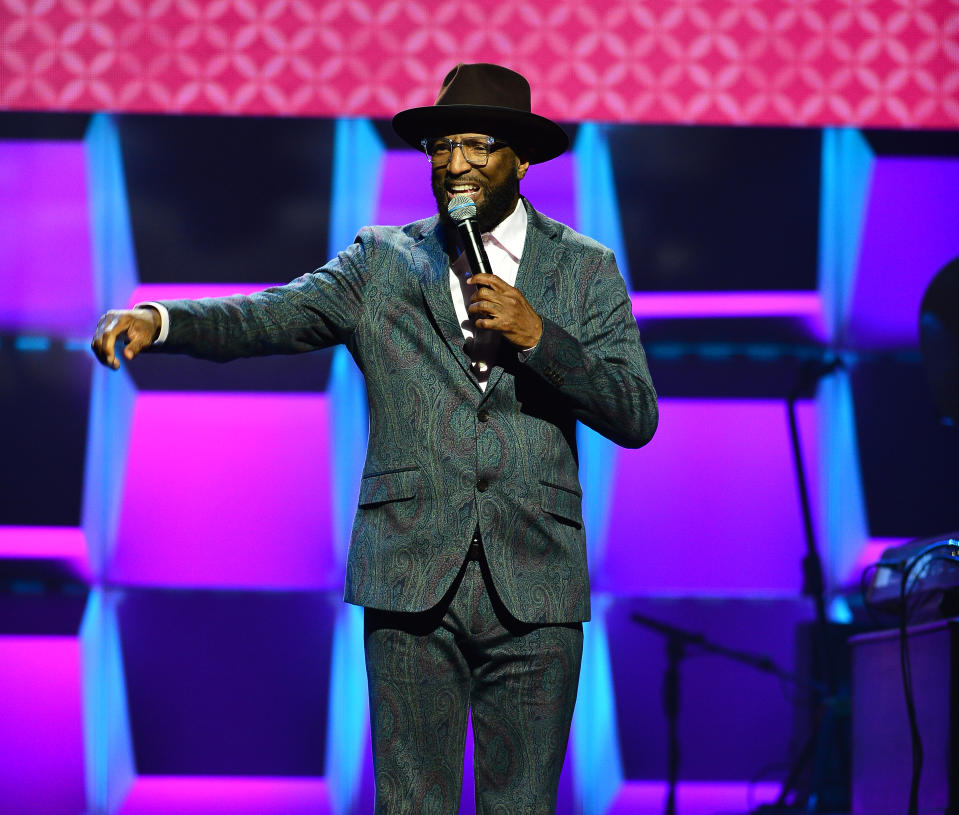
[2,0,958,128]
[2,2,959,814]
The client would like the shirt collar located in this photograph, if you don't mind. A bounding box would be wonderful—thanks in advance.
[484,198,527,263]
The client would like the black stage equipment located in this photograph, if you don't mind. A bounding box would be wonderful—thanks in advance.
[849,618,959,815]
[919,256,959,426]
[859,535,959,815]
[865,534,959,622]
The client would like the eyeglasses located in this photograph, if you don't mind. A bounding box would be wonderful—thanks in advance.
[421,136,509,168]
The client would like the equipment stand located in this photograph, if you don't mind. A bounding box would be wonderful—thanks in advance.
[631,612,826,815]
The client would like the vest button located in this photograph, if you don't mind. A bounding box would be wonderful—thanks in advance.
[476,479,489,492]
[477,409,489,422]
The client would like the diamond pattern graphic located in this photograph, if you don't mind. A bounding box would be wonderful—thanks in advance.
[2,1,958,126]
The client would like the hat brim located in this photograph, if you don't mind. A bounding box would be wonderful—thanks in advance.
[392,104,569,165]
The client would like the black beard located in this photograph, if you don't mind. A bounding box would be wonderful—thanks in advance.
[433,166,520,235]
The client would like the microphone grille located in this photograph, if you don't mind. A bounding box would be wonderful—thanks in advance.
[447,194,476,223]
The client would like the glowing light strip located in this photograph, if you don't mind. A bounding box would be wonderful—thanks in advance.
[80,589,136,814]
[816,129,873,591]
[13,335,51,351]
[117,775,331,813]
[82,113,140,580]
[608,780,781,814]
[631,291,822,319]
[324,117,381,815]
[0,526,89,572]
[127,283,281,306]
[571,123,625,815]
[128,287,824,324]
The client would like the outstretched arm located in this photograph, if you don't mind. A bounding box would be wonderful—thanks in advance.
[89,228,377,370]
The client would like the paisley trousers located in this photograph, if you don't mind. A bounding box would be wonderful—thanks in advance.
[364,545,583,815]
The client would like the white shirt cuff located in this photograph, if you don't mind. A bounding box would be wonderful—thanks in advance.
[517,341,538,362]
[136,301,170,345]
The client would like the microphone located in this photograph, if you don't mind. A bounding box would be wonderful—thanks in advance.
[447,194,493,281]
[447,193,496,374]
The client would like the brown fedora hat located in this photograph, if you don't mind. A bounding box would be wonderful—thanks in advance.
[392,63,569,164]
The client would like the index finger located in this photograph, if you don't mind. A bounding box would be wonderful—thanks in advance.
[465,273,506,289]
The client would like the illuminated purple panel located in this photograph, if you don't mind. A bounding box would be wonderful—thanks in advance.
[373,150,577,232]
[0,526,90,578]
[607,781,780,815]
[599,399,818,594]
[0,636,86,815]
[127,283,282,305]
[519,153,577,229]
[0,141,96,336]
[117,776,331,815]
[849,158,959,348]
[109,392,337,589]
[376,151,437,225]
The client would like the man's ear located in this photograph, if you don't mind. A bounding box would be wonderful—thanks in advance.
[516,154,530,180]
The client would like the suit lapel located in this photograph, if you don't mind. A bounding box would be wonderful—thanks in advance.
[412,221,479,387]
[480,202,566,403]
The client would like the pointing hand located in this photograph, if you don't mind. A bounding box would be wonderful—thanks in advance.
[90,307,160,369]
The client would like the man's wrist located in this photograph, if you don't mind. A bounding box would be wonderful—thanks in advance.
[136,302,170,345]
[517,339,539,362]
[519,316,543,355]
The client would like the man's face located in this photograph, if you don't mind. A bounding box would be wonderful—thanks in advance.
[431,133,530,234]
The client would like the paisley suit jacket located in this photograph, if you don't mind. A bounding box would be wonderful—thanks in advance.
[159,200,657,624]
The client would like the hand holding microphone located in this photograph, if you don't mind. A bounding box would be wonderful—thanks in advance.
[448,195,542,350]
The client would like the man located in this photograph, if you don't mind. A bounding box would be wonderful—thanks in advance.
[92,63,657,814]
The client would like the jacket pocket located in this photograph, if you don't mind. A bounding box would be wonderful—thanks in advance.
[539,480,583,528]
[358,465,420,507]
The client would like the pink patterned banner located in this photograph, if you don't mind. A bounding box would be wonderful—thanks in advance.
[2,0,958,127]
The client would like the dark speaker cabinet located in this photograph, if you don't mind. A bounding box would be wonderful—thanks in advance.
[850,619,959,815]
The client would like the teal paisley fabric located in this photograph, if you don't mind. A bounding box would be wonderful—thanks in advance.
[160,200,658,624]
[364,558,583,815]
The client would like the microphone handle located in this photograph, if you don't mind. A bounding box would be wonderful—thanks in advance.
[455,217,494,280]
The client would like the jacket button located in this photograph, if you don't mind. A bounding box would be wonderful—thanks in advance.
[476,479,489,492]
[477,409,489,422]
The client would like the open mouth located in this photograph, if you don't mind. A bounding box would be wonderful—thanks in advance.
[446,183,481,200]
